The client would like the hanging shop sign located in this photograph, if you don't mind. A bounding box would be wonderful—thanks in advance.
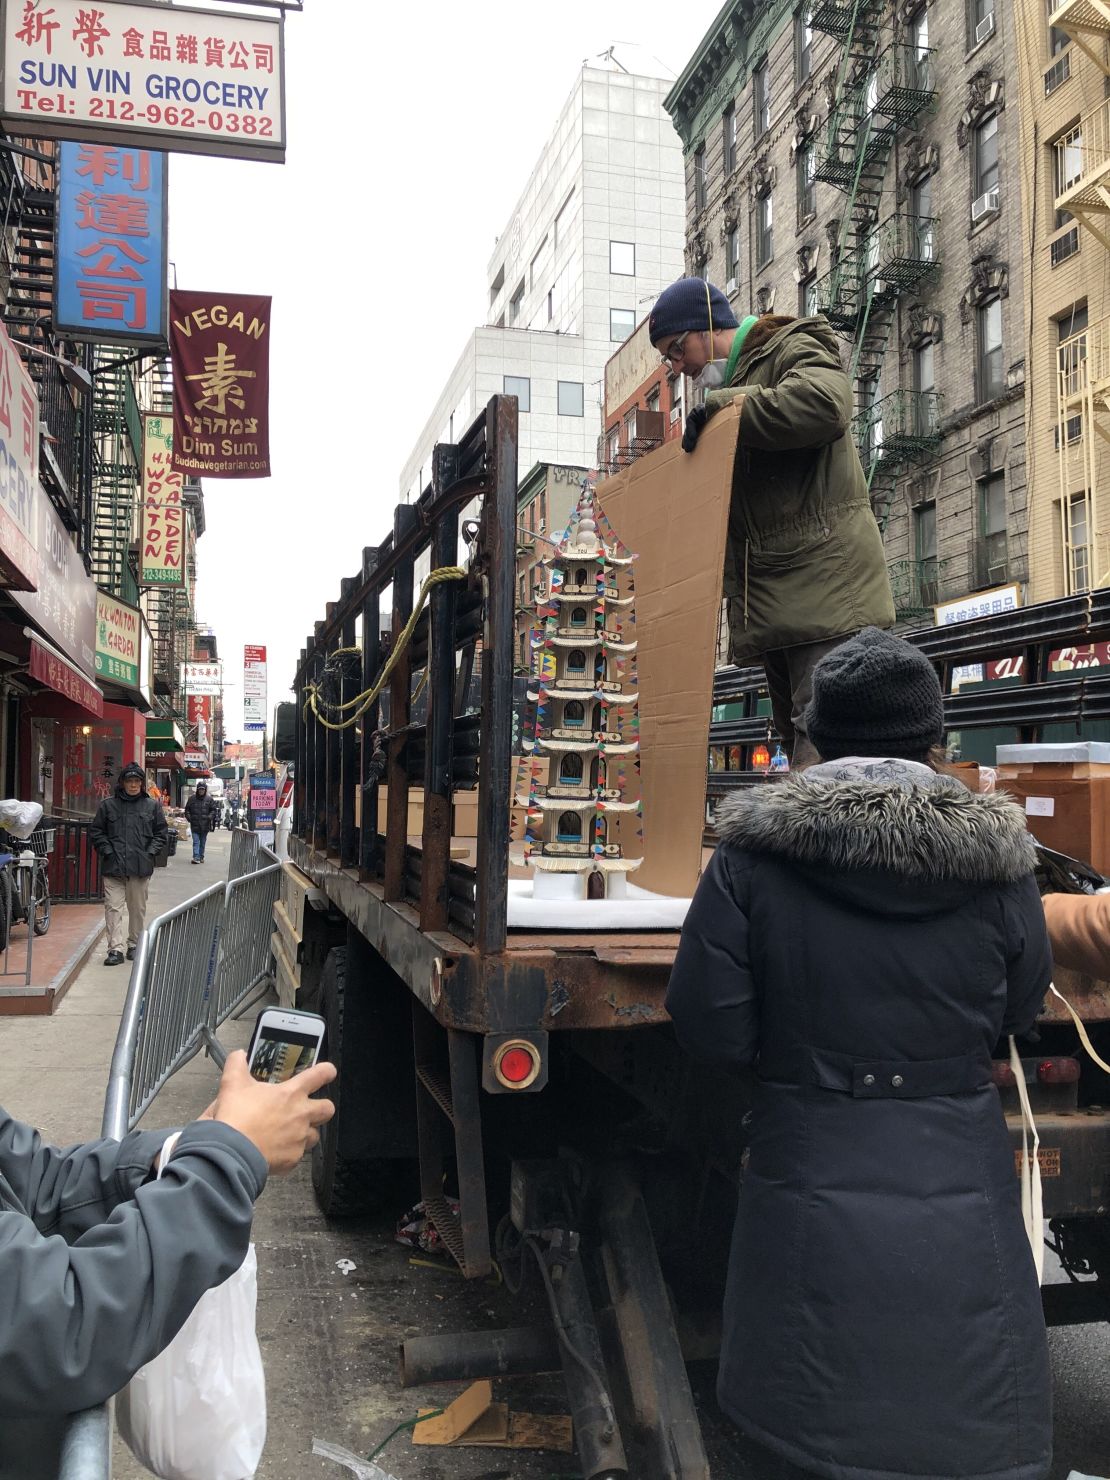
[182,659,220,695]
[169,290,271,478]
[2,1,285,163]
[183,748,209,770]
[94,589,140,687]
[11,493,97,676]
[28,636,103,717]
[0,314,40,592]
[243,642,266,731]
[140,412,184,586]
[186,692,212,726]
[55,139,167,344]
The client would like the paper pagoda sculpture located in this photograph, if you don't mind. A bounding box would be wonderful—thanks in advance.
[517,479,642,901]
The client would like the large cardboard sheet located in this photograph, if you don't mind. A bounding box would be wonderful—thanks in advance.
[597,405,740,897]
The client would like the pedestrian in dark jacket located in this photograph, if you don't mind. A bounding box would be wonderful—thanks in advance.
[666,627,1052,1480]
[649,279,895,766]
[184,780,219,863]
[89,762,169,966]
[0,1049,336,1479]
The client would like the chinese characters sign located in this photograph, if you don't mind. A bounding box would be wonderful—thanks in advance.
[0,314,40,591]
[2,1,285,162]
[94,589,139,687]
[56,139,166,343]
[243,642,266,731]
[182,660,220,695]
[169,291,271,478]
[141,413,184,586]
[934,584,1021,627]
[11,491,98,676]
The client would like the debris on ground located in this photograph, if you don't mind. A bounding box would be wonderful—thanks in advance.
[395,1198,461,1255]
[411,1379,573,1452]
[334,1258,357,1275]
[311,1437,400,1479]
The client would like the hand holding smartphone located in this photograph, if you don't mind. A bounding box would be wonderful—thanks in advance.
[246,1007,326,1085]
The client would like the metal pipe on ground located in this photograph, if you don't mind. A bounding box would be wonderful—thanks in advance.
[399,1325,561,1387]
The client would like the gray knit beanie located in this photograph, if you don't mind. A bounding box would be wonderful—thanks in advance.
[805,627,944,761]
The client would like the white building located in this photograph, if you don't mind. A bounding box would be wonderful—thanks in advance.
[400,55,687,504]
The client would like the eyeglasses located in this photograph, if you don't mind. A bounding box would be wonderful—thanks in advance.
[659,330,692,367]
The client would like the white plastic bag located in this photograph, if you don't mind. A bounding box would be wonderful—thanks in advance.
[0,799,42,839]
[116,1134,266,1480]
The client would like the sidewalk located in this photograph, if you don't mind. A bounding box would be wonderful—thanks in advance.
[0,899,104,1016]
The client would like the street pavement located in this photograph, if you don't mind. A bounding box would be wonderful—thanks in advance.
[0,828,1107,1478]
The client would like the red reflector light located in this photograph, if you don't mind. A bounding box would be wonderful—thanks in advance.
[990,1060,1016,1088]
[493,1040,541,1089]
[1037,1057,1081,1085]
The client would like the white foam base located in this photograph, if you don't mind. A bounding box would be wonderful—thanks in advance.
[507,878,690,931]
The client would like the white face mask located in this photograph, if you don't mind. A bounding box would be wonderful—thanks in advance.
[694,359,729,390]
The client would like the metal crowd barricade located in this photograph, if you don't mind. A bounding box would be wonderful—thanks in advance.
[59,854,282,1479]
[229,826,261,880]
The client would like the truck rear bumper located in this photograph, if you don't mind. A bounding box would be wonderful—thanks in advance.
[1005,1108,1110,1218]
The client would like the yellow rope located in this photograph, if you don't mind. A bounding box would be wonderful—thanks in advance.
[1048,981,1110,1076]
[304,567,466,732]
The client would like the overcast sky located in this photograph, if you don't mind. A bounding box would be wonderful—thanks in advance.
[170,0,721,737]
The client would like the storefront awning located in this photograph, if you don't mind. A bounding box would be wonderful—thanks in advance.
[146,718,186,752]
[146,749,185,771]
[27,634,104,718]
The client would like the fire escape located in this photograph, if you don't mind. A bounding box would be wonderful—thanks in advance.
[809,0,942,539]
[597,408,666,478]
[90,351,143,600]
[1051,0,1110,593]
[0,143,93,552]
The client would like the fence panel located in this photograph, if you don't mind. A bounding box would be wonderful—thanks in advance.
[229,827,261,880]
[211,863,280,1026]
[48,818,103,902]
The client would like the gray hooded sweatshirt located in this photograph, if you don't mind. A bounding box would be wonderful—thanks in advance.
[0,1112,267,1478]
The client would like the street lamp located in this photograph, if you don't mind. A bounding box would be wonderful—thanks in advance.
[19,343,93,397]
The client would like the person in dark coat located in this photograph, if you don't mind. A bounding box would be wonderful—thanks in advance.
[649,279,895,766]
[89,762,169,966]
[666,627,1053,1480]
[184,780,219,864]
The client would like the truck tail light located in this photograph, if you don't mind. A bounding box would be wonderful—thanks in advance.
[990,1060,1016,1088]
[1037,1056,1080,1085]
[493,1039,542,1090]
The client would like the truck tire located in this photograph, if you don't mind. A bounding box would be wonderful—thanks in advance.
[311,946,394,1218]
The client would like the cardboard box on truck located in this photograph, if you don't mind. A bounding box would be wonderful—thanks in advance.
[996,744,1110,875]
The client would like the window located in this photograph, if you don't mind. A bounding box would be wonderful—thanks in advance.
[567,649,587,673]
[860,374,883,458]
[979,472,1008,583]
[564,701,586,724]
[1054,127,1083,227]
[623,408,638,445]
[610,307,636,342]
[974,115,999,205]
[504,375,530,412]
[610,240,635,275]
[1057,304,1088,441]
[606,426,620,467]
[795,6,813,84]
[518,574,526,609]
[799,272,817,317]
[915,502,938,604]
[694,145,707,212]
[753,61,770,139]
[972,0,995,43]
[489,264,504,309]
[508,279,525,326]
[911,8,930,87]
[559,754,584,784]
[557,811,583,843]
[1068,493,1091,593]
[723,104,737,176]
[913,341,936,434]
[911,175,935,259]
[554,190,574,252]
[977,298,1004,401]
[797,143,816,222]
[757,191,774,268]
[1047,0,1069,56]
[726,225,741,285]
[530,236,549,290]
[646,386,661,415]
[558,381,584,417]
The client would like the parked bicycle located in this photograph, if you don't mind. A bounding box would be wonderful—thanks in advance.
[0,826,53,951]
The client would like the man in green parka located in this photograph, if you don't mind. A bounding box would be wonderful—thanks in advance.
[650,278,895,767]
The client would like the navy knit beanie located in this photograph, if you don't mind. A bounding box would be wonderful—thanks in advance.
[649,278,738,346]
[805,628,945,761]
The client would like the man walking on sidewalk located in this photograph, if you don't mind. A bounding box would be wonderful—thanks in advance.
[89,763,169,966]
[185,781,219,864]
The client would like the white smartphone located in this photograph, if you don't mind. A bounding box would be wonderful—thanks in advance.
[246,1007,326,1084]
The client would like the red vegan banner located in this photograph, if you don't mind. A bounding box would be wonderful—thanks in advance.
[169,291,271,478]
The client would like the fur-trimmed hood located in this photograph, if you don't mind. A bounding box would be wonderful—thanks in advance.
[716,765,1037,887]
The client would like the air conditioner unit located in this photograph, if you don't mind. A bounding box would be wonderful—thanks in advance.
[669,405,681,424]
[971,187,999,221]
[975,12,995,44]
[725,276,737,295]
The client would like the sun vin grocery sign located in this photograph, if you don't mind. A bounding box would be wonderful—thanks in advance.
[1,1,285,162]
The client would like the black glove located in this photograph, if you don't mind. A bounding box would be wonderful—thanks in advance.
[682,404,710,454]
